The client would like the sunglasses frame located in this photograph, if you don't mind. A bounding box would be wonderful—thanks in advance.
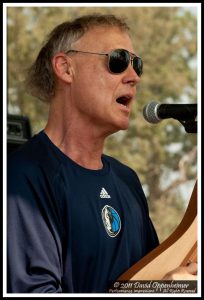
[66,48,143,77]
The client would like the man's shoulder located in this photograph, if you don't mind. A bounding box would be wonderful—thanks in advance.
[103,154,138,178]
[7,131,62,179]
[103,154,145,199]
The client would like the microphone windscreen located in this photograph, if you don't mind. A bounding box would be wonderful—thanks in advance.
[143,101,161,124]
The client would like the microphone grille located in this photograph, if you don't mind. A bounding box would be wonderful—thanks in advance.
[143,101,161,124]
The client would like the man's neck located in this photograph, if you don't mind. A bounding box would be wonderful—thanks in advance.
[44,123,106,170]
[44,96,114,170]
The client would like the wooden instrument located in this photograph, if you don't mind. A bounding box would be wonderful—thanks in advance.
[118,182,197,280]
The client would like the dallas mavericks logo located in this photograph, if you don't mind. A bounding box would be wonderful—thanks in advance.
[101,205,121,237]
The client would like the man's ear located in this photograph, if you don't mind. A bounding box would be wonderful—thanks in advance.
[52,53,74,83]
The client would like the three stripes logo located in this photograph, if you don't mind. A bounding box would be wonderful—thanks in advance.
[100,187,111,199]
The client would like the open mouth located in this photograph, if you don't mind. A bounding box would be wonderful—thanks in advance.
[116,95,131,107]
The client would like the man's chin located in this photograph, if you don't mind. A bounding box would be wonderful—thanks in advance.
[110,122,129,134]
[103,119,129,137]
[118,121,129,131]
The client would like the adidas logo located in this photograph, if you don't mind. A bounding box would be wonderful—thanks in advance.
[100,187,111,199]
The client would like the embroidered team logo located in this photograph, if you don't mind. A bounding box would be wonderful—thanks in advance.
[101,205,121,237]
[100,187,111,198]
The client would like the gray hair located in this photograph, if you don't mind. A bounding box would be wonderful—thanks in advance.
[25,14,130,102]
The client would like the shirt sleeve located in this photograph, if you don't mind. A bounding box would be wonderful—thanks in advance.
[7,162,63,293]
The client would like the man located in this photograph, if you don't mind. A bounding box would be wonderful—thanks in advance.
[7,14,197,293]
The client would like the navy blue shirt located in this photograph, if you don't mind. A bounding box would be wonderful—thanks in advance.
[7,131,159,293]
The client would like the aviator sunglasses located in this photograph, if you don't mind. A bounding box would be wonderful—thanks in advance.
[66,48,143,77]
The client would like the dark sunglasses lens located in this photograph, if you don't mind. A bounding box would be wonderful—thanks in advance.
[133,57,143,77]
[109,50,129,73]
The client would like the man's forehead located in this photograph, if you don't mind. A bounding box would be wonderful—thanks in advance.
[83,25,129,38]
[72,25,133,50]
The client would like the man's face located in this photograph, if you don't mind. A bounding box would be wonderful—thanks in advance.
[68,26,141,137]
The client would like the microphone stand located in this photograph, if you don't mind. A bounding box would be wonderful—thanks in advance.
[179,120,197,133]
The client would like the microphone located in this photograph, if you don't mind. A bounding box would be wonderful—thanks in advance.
[143,101,197,124]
